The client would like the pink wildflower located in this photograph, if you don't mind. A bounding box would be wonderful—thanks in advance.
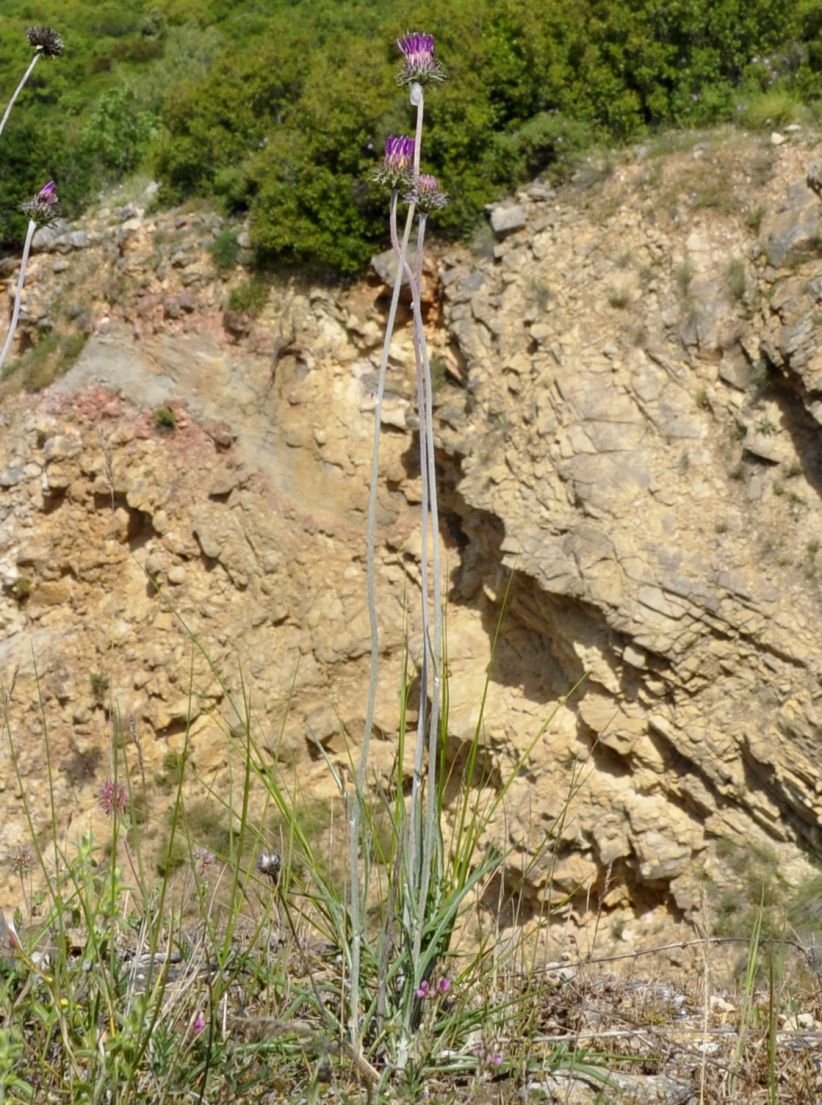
[98,780,128,817]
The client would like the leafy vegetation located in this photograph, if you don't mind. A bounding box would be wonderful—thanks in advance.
[2,0,822,272]
[226,277,268,316]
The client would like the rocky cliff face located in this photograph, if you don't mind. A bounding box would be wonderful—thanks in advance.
[2,129,822,943]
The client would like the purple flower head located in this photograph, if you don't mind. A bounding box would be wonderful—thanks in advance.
[404,173,448,213]
[476,1045,504,1079]
[385,135,415,172]
[21,180,60,226]
[414,979,431,999]
[437,976,452,994]
[98,780,128,817]
[397,31,445,85]
[38,181,58,206]
[193,1011,206,1033]
[373,135,415,188]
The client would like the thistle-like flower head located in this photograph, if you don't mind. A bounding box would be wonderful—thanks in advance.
[37,181,57,205]
[405,173,448,213]
[397,32,445,85]
[373,135,415,188]
[26,26,64,58]
[99,780,128,817]
[21,180,60,226]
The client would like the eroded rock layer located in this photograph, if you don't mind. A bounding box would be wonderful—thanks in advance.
[2,130,822,940]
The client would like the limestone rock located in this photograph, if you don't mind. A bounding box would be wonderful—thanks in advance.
[3,132,822,946]
[489,203,526,236]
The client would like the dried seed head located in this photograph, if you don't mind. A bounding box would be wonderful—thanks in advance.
[26,26,64,58]
[7,844,34,875]
[257,850,282,885]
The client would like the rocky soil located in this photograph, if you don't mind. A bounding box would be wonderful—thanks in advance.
[3,127,822,954]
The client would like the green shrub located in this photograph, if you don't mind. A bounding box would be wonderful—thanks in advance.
[429,354,448,392]
[0,0,816,271]
[147,0,812,273]
[3,331,86,393]
[227,278,267,316]
[9,576,33,600]
[711,838,788,940]
[79,87,160,174]
[208,228,241,272]
[727,259,747,301]
[90,672,110,703]
[675,261,694,297]
[738,87,806,129]
[153,405,176,430]
[787,873,822,937]
[607,289,630,309]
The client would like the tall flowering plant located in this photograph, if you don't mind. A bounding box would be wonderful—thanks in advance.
[0,28,63,375]
[344,31,495,1079]
[0,26,64,144]
[0,181,60,372]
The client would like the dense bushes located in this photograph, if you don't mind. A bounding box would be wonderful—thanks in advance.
[2,0,822,272]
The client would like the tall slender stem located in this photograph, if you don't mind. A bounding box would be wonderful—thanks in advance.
[0,219,36,373]
[396,212,442,985]
[414,213,442,960]
[401,220,430,949]
[0,52,41,144]
[355,70,440,1069]
[352,102,420,1039]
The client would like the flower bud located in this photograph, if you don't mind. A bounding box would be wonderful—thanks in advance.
[404,173,448,213]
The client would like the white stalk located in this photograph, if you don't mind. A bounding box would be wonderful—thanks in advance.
[353,87,424,1043]
[0,52,41,144]
[0,219,37,373]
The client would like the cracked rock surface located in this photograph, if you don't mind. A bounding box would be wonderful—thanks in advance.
[2,130,822,943]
